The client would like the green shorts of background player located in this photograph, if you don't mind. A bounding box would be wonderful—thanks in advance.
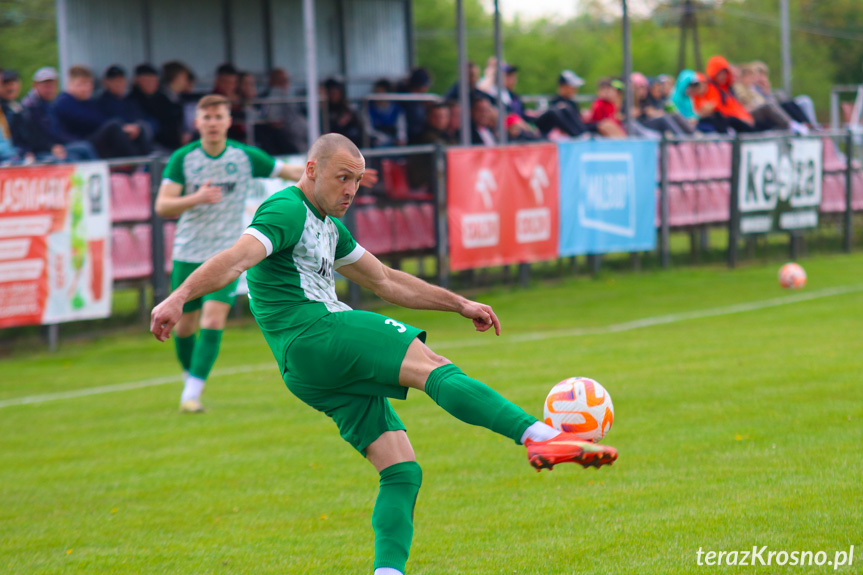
[150,133,618,574]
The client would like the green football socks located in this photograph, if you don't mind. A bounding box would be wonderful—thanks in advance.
[372,461,422,573]
[174,333,196,372]
[423,363,538,444]
[189,328,223,380]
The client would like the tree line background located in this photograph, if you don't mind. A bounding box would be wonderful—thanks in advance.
[1,0,862,119]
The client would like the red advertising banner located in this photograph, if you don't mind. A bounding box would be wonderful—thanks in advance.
[0,163,112,328]
[447,144,559,270]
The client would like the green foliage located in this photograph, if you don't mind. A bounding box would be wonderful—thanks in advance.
[0,0,57,93]
[413,0,863,118]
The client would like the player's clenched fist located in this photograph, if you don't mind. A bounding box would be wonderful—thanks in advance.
[150,296,184,342]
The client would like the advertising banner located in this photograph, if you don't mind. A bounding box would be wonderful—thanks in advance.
[0,162,112,328]
[558,139,658,256]
[447,145,559,270]
[737,138,822,235]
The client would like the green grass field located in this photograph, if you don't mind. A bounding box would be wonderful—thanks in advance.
[2,254,862,574]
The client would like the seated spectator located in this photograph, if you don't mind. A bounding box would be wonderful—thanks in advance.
[506,113,543,142]
[97,65,155,137]
[445,99,461,143]
[693,55,757,133]
[534,70,595,138]
[734,63,795,132]
[404,67,432,144]
[672,69,713,132]
[477,59,525,119]
[366,78,406,147]
[445,61,482,103]
[213,63,240,103]
[407,102,455,188]
[1,70,30,159]
[54,65,151,158]
[586,78,626,138]
[126,63,178,148]
[237,71,294,154]
[631,72,690,136]
[157,60,193,149]
[751,61,817,128]
[19,67,96,162]
[323,76,363,147]
[261,67,307,153]
[646,75,696,134]
[470,95,497,146]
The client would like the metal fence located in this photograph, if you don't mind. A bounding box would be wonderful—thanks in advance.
[2,129,862,349]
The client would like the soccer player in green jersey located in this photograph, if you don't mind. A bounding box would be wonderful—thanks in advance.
[151,133,617,574]
[154,94,376,413]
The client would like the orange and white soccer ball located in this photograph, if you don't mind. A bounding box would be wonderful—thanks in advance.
[544,377,614,442]
[779,262,806,289]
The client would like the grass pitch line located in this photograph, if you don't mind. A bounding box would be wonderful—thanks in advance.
[432,283,863,350]
[0,363,274,408]
[2,283,861,409]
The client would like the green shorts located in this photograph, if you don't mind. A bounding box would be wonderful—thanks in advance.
[172,260,239,313]
[282,310,426,455]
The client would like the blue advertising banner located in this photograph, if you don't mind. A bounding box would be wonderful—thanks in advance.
[558,139,658,256]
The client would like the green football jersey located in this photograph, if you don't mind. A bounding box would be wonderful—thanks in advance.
[163,139,282,263]
[244,186,365,372]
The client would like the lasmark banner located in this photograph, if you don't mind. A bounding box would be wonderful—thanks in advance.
[736,137,822,235]
[558,139,658,256]
[0,162,112,328]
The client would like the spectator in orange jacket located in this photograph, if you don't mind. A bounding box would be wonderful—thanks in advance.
[693,55,757,133]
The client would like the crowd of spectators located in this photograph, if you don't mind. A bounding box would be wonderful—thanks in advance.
[0,53,822,167]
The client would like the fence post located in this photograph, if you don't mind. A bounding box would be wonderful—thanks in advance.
[844,129,854,252]
[727,136,741,268]
[659,134,670,268]
[434,145,450,289]
[149,158,168,306]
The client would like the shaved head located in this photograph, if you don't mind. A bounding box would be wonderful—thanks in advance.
[308,133,362,168]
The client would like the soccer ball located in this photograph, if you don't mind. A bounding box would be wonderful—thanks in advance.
[543,377,614,442]
[778,262,806,289]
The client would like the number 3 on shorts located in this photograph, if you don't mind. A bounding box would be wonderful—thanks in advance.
[385,318,407,333]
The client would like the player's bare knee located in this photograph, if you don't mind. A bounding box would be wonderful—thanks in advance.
[199,316,227,330]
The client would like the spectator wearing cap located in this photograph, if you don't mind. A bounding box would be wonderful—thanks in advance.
[323,76,363,147]
[643,74,695,135]
[126,64,165,122]
[534,70,594,138]
[97,65,155,136]
[54,65,151,158]
[19,67,96,162]
[403,67,432,144]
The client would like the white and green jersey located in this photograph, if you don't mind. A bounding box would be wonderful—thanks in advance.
[243,186,365,370]
[163,139,283,263]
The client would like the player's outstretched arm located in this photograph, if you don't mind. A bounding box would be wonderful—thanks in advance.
[150,235,266,341]
[155,180,223,218]
[338,252,500,335]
